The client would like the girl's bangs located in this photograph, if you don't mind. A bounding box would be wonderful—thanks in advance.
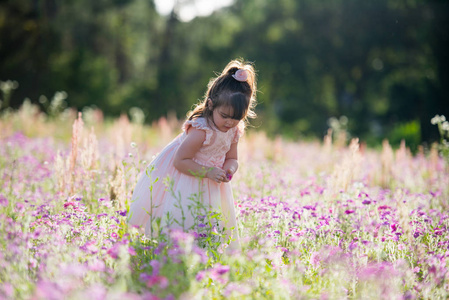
[222,92,248,120]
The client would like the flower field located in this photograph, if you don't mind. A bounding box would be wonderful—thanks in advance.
[1,103,448,299]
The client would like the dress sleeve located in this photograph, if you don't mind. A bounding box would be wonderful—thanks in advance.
[183,118,214,145]
[233,121,245,143]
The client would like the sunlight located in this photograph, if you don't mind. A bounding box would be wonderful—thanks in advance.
[154,0,234,21]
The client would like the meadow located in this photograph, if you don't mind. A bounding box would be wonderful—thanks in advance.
[0,101,448,299]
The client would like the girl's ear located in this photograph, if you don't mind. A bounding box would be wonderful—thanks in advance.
[207,98,213,110]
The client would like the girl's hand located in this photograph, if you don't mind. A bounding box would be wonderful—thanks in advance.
[222,168,236,182]
[206,167,227,183]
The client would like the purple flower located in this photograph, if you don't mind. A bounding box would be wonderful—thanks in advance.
[292,211,301,220]
[214,264,230,275]
[116,210,127,217]
[345,209,355,214]
[362,200,371,205]
[390,223,398,232]
[303,205,316,211]
[349,241,358,251]
[150,260,161,275]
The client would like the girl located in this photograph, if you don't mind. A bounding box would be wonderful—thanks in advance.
[128,59,257,250]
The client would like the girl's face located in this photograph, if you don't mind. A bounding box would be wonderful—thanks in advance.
[211,105,240,132]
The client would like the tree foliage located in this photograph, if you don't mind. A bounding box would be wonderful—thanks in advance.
[0,0,448,145]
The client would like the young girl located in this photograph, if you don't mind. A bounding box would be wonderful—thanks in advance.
[128,59,257,250]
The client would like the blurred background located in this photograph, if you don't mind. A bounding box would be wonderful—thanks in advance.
[1,0,448,149]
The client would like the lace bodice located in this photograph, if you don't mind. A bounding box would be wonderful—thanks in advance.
[179,117,244,168]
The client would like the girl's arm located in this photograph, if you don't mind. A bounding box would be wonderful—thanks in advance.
[173,128,226,183]
[222,142,239,182]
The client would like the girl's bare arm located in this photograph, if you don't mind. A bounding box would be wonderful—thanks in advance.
[173,128,226,182]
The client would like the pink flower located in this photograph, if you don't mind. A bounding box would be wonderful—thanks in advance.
[128,246,137,256]
[232,69,248,82]
[0,195,8,207]
[195,270,206,281]
[310,252,321,267]
[147,275,169,289]
[345,209,355,214]
[107,244,120,259]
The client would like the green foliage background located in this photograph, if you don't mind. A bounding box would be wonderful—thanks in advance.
[1,0,448,147]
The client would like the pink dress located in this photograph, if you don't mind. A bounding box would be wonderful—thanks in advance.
[128,117,243,250]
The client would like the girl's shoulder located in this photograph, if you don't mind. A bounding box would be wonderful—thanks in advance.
[183,117,214,145]
[182,117,211,132]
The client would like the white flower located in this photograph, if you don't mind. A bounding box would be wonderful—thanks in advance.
[442,121,449,132]
[130,142,137,148]
[431,115,441,125]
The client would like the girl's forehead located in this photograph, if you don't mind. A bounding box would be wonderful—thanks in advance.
[216,105,234,115]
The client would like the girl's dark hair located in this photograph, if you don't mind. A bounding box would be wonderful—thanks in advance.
[188,59,257,122]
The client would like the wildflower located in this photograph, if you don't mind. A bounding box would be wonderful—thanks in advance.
[0,195,8,207]
[107,244,120,259]
[116,210,127,217]
[431,114,446,124]
[345,209,355,214]
[15,202,25,212]
[195,270,206,281]
[390,223,398,232]
[130,142,137,148]
[378,205,390,210]
[128,247,137,256]
[146,275,169,289]
[310,251,321,267]
[442,121,449,131]
[292,211,301,220]
[214,264,230,275]
[81,241,99,254]
[88,259,105,272]
[223,282,252,297]
[362,199,371,205]
[348,241,358,251]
